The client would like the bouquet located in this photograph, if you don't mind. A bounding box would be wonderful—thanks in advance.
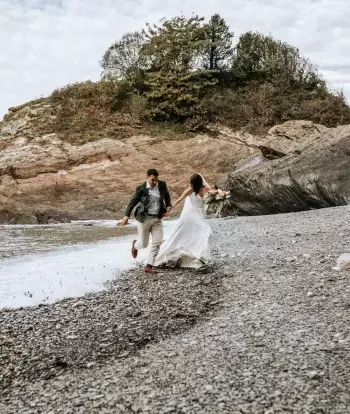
[205,188,231,217]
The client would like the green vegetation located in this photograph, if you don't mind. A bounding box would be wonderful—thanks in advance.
[99,14,350,132]
[46,13,350,142]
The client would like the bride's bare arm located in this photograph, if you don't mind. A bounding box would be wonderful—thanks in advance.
[172,187,193,209]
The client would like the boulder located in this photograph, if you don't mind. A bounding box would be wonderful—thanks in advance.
[264,120,328,155]
[222,121,350,215]
[336,254,350,271]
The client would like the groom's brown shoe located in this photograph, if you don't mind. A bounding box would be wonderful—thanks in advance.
[131,240,138,259]
[144,265,156,274]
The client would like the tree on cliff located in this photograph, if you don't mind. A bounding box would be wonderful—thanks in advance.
[233,31,324,90]
[50,12,347,133]
[139,15,218,120]
[100,31,147,80]
[201,14,234,72]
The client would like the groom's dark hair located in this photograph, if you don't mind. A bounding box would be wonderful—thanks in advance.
[147,168,159,177]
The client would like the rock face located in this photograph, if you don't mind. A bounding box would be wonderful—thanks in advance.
[0,103,260,224]
[2,102,349,223]
[222,121,350,215]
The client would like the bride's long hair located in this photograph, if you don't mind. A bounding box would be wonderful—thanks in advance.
[190,173,204,195]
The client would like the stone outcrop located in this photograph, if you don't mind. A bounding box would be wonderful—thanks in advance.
[1,100,349,223]
[0,103,257,224]
[222,121,350,215]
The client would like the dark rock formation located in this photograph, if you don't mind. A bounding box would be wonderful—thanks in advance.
[222,121,350,216]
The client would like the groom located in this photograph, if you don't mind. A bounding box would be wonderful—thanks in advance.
[120,169,172,273]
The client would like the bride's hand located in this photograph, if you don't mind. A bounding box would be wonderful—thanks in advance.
[163,207,172,217]
[208,189,218,195]
[217,189,230,197]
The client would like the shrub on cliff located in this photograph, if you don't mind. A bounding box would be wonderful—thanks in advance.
[47,13,350,140]
[49,80,138,143]
[99,14,350,130]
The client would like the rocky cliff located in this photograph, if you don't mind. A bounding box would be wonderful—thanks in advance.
[0,101,259,224]
[221,120,350,215]
[1,100,349,223]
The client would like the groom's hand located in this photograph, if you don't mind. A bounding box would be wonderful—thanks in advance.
[120,216,129,226]
[162,207,171,218]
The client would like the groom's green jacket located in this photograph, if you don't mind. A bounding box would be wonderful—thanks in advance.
[124,180,172,222]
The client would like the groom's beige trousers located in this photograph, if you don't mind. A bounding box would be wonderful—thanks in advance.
[134,217,163,266]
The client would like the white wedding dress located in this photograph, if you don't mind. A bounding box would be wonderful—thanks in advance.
[155,192,212,269]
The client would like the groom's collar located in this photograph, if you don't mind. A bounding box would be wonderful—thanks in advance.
[146,181,159,189]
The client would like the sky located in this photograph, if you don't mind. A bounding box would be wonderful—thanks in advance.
[1,0,350,119]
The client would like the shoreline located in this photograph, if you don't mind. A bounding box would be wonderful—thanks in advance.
[0,265,223,391]
[0,221,173,309]
[1,205,350,413]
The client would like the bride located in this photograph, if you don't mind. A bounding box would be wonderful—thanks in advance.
[154,173,214,269]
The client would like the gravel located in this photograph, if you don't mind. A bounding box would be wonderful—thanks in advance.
[1,205,350,413]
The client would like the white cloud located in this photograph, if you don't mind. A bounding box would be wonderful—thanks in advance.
[1,0,350,119]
